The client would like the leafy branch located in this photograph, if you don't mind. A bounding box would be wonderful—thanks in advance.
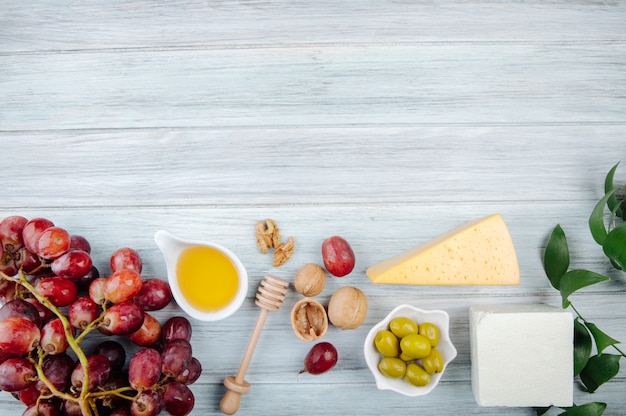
[537,162,625,416]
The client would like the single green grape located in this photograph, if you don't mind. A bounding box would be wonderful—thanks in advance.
[377,357,407,379]
[419,322,440,347]
[405,363,431,387]
[422,348,444,374]
[399,333,431,359]
[389,317,418,339]
[374,330,400,357]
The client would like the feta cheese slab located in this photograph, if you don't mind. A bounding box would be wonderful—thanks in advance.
[469,304,573,407]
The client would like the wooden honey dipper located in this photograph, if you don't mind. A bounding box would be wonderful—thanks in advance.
[220,274,289,415]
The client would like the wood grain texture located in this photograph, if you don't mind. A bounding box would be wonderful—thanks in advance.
[1,0,625,414]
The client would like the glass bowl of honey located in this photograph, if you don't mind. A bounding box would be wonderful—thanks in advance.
[154,230,249,321]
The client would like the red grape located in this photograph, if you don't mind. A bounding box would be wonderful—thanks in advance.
[0,299,42,327]
[94,340,126,371]
[321,236,355,277]
[104,269,143,304]
[162,316,192,343]
[162,381,195,416]
[62,399,83,416]
[68,296,100,329]
[36,226,71,259]
[22,400,60,416]
[175,356,202,385]
[0,317,40,355]
[161,339,192,378]
[23,296,55,324]
[69,235,91,254]
[0,255,18,276]
[100,301,144,335]
[35,277,78,307]
[129,312,162,347]
[0,215,28,249]
[21,218,54,253]
[71,354,111,392]
[75,265,100,289]
[133,278,172,311]
[130,389,163,416]
[15,383,40,406]
[0,279,18,305]
[0,357,36,391]
[110,247,142,274]
[88,277,107,305]
[301,341,338,375]
[51,250,92,280]
[40,318,72,355]
[15,247,43,274]
[128,348,162,390]
[37,352,75,393]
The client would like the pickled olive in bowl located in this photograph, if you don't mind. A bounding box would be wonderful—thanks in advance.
[422,349,444,374]
[405,363,431,387]
[378,357,406,379]
[419,322,440,347]
[374,330,399,357]
[389,317,418,339]
[400,334,431,359]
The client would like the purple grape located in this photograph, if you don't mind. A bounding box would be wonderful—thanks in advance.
[128,348,162,390]
[71,354,111,392]
[161,316,192,343]
[94,340,126,370]
[0,357,36,391]
[161,339,192,378]
[0,299,42,327]
[130,389,163,416]
[162,381,195,416]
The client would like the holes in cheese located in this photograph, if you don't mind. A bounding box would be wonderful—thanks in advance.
[365,214,520,286]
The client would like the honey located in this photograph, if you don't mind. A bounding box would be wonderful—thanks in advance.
[176,245,240,312]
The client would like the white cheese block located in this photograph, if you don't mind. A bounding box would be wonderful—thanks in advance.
[366,214,519,285]
[469,304,573,407]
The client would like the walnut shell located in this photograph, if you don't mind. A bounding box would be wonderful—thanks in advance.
[327,286,368,330]
[294,263,326,297]
[290,298,328,341]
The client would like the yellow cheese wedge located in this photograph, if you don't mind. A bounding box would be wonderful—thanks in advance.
[366,214,520,286]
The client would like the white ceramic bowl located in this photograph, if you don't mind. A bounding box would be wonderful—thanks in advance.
[154,230,248,321]
[363,304,457,396]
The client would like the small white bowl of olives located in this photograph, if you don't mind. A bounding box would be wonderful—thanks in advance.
[363,304,457,397]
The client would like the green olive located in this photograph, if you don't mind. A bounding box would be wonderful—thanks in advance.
[422,348,444,374]
[389,317,418,339]
[399,352,415,362]
[419,322,440,347]
[374,330,400,357]
[404,363,431,387]
[377,357,407,379]
[399,333,431,359]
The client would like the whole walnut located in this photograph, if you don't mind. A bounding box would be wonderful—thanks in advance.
[294,263,326,297]
[327,286,368,330]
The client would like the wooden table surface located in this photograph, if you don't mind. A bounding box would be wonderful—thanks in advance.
[1,1,625,415]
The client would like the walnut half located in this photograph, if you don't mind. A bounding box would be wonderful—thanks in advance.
[290,298,328,342]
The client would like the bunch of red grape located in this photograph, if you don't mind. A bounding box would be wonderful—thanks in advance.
[0,216,201,416]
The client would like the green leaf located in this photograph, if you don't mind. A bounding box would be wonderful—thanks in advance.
[544,224,570,290]
[604,162,622,218]
[579,354,621,393]
[584,322,621,355]
[588,189,616,245]
[574,318,592,376]
[602,222,626,270]
[558,402,607,416]
[559,270,610,308]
